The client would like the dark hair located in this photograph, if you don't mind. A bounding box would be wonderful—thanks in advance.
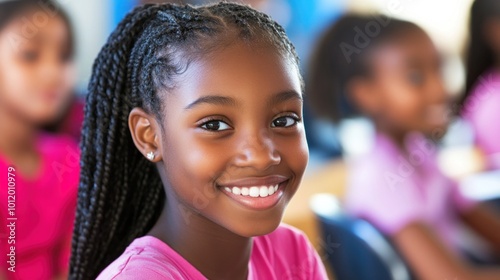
[460,0,500,108]
[70,2,299,279]
[306,14,421,122]
[0,0,74,57]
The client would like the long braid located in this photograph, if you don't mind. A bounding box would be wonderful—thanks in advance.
[70,3,300,279]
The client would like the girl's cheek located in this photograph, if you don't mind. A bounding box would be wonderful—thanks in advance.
[0,62,33,103]
[281,132,309,176]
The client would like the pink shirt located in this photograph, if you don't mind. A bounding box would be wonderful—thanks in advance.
[463,68,500,169]
[97,224,328,280]
[0,133,80,279]
[345,132,476,252]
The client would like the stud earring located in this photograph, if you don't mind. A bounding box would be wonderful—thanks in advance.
[146,151,155,161]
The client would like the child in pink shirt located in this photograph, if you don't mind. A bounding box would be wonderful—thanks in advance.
[70,3,327,280]
[0,1,79,279]
[346,132,476,253]
[0,135,79,280]
[98,224,324,280]
[460,0,500,169]
[308,14,500,280]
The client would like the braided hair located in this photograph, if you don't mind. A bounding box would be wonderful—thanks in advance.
[70,2,300,279]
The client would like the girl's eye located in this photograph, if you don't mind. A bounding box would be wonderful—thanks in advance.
[271,116,298,128]
[200,120,231,131]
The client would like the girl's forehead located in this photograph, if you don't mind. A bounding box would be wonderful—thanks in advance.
[162,41,301,107]
[371,33,438,67]
[2,13,69,43]
[179,40,299,86]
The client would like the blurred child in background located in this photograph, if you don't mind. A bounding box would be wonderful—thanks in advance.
[460,0,500,170]
[0,0,79,279]
[308,14,500,280]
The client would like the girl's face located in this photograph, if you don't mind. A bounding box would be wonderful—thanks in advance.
[0,10,75,124]
[362,30,448,137]
[157,42,308,237]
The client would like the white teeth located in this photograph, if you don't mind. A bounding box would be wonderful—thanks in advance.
[268,186,275,195]
[259,186,269,197]
[249,187,259,197]
[224,183,281,198]
[241,187,249,196]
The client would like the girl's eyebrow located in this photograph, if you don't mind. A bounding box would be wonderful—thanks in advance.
[184,90,302,110]
[269,90,303,105]
[184,95,237,110]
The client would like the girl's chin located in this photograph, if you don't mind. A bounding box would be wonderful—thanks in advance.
[227,216,284,238]
[235,225,281,238]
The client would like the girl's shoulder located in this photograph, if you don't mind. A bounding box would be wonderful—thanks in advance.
[37,132,80,185]
[97,235,206,280]
[251,224,328,279]
[253,223,316,257]
[37,132,79,158]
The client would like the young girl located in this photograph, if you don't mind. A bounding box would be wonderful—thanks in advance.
[308,14,500,280]
[70,2,327,280]
[0,0,79,279]
[460,0,500,169]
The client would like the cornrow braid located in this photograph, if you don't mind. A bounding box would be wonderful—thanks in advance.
[70,2,300,279]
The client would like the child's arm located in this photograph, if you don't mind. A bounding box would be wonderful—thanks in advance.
[393,222,500,280]
[459,203,500,255]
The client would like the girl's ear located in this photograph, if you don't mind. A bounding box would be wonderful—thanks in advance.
[128,107,163,162]
[347,77,383,118]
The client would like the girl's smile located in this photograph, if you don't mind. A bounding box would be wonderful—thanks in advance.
[218,175,289,210]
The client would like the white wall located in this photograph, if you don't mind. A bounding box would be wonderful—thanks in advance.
[57,0,112,91]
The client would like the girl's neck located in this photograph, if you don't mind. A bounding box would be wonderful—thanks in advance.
[376,124,408,152]
[0,105,39,159]
[148,195,252,280]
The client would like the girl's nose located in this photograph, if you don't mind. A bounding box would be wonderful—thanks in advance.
[233,130,281,171]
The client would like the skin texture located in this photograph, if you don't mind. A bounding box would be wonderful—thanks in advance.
[128,41,308,279]
[0,11,74,178]
[351,28,500,279]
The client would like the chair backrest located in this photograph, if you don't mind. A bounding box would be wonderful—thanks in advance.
[310,194,413,280]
